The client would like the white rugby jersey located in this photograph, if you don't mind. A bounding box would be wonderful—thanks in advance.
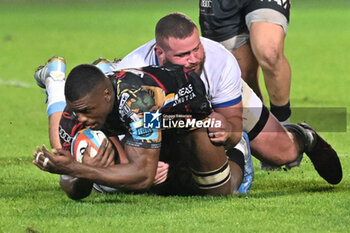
[116,37,242,108]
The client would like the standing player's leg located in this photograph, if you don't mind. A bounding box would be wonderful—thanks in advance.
[245,0,292,124]
[249,22,291,123]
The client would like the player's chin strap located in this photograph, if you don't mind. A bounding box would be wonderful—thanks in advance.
[191,159,231,190]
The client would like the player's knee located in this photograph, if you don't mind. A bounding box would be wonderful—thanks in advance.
[257,46,283,72]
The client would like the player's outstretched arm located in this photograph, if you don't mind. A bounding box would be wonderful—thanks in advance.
[33,144,160,191]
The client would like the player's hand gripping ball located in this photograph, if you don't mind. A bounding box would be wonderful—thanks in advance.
[71,129,108,163]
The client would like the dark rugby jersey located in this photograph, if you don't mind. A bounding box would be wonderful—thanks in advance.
[200,0,247,42]
[199,0,291,42]
[59,65,212,150]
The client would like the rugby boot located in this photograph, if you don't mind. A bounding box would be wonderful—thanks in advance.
[298,122,342,184]
[237,132,254,194]
[91,57,119,74]
[34,56,66,88]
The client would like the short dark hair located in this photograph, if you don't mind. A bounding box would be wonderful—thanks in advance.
[65,64,106,102]
[155,12,197,49]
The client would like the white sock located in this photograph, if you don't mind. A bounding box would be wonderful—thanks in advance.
[234,133,248,158]
[46,78,66,116]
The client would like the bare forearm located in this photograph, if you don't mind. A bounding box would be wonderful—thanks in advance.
[35,145,159,192]
[70,162,156,190]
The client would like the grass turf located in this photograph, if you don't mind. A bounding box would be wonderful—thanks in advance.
[0,0,349,232]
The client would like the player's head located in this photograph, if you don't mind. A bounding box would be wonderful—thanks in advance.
[155,12,205,75]
[65,64,115,130]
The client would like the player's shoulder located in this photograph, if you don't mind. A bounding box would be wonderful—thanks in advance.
[130,39,156,57]
[110,66,172,92]
[116,39,156,70]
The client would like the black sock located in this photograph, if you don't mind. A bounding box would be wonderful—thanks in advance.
[270,101,291,122]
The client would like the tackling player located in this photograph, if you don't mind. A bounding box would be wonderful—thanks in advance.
[114,12,342,185]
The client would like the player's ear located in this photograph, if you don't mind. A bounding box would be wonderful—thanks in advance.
[104,88,112,102]
[155,45,165,63]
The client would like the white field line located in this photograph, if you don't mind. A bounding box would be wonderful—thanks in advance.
[0,78,33,88]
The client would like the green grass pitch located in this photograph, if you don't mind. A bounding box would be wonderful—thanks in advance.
[0,0,349,232]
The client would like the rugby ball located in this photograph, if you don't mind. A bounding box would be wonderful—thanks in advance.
[71,129,108,163]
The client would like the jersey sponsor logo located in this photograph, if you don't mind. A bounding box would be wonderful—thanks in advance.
[59,125,73,143]
[200,0,213,14]
[174,84,196,105]
[200,0,212,8]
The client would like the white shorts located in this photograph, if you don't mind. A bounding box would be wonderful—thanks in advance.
[242,81,269,140]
